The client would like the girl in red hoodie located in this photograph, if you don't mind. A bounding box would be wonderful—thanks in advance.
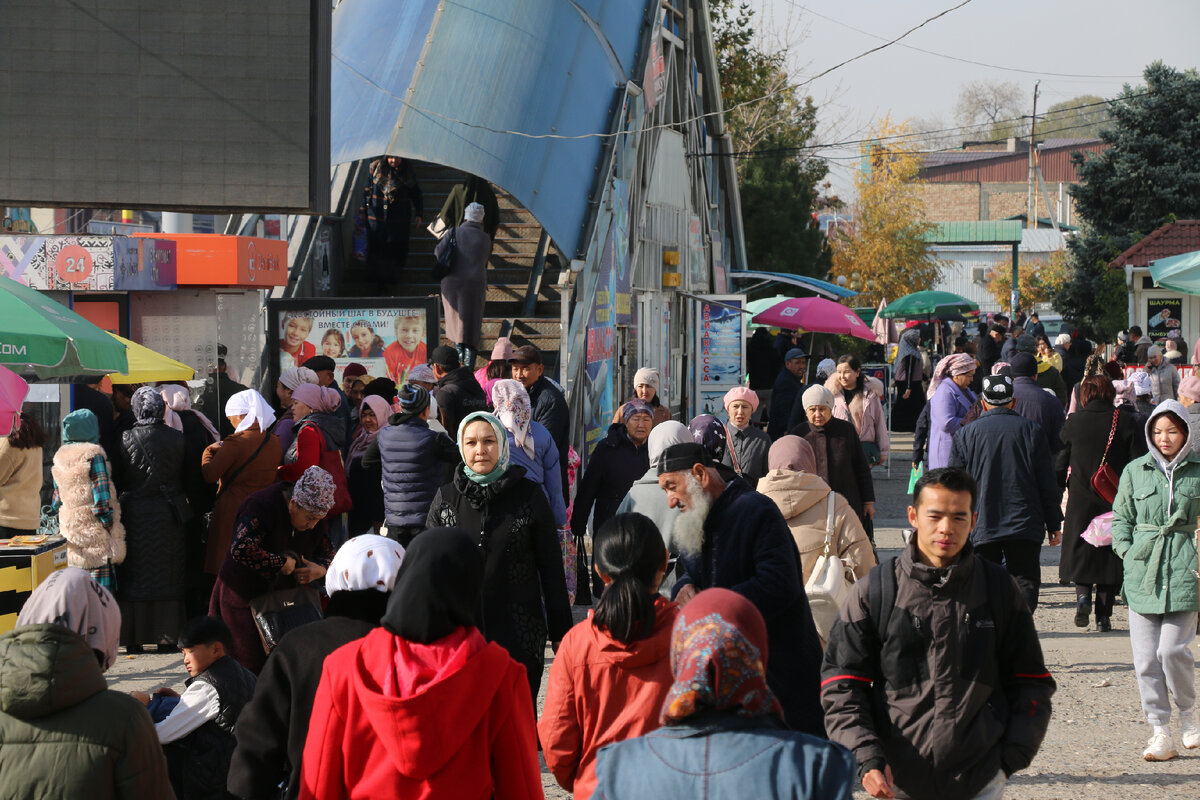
[299,527,542,799]
[538,512,679,799]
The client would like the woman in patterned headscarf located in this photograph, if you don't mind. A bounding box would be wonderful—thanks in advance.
[115,386,191,653]
[424,412,573,703]
[589,588,855,799]
[926,352,978,470]
[491,379,566,526]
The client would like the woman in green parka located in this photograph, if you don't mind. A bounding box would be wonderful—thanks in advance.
[1111,400,1200,762]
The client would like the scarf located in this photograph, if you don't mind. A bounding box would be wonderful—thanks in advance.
[894,329,922,381]
[346,395,392,464]
[131,385,165,425]
[491,379,536,460]
[225,389,277,434]
[457,411,511,486]
[292,383,341,413]
[16,568,121,671]
[161,384,221,442]
[927,352,976,399]
[382,527,484,643]
[661,588,783,725]
[767,435,816,473]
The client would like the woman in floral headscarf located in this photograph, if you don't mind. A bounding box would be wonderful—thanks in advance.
[590,588,855,799]
[116,386,190,653]
[425,412,573,702]
[926,352,978,469]
[491,379,566,526]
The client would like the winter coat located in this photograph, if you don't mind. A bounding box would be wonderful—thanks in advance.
[1056,401,1146,586]
[201,429,283,575]
[299,627,542,800]
[616,469,680,564]
[280,412,346,482]
[528,374,571,491]
[976,335,1002,377]
[433,366,488,438]
[364,414,458,528]
[1013,376,1065,453]
[756,469,875,586]
[0,623,175,799]
[821,541,1056,800]
[671,477,825,736]
[1035,363,1069,406]
[52,444,126,568]
[426,466,574,693]
[436,220,491,348]
[722,424,772,484]
[229,592,385,800]
[768,369,805,440]
[830,383,889,454]
[507,420,567,526]
[591,712,856,800]
[1145,361,1180,404]
[572,423,649,539]
[1189,402,1200,453]
[928,379,975,469]
[948,408,1062,546]
[1110,412,1200,614]
[538,597,680,800]
[176,410,217,520]
[788,417,875,520]
[0,440,42,530]
[612,398,673,428]
[117,422,190,602]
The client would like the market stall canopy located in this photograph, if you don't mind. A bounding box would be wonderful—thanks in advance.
[106,334,195,383]
[729,270,857,300]
[746,295,793,329]
[1150,250,1200,294]
[0,275,128,378]
[0,364,29,436]
[751,297,874,340]
[879,290,979,319]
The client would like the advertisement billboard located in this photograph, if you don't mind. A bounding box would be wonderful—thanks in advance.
[692,295,746,420]
[267,297,440,388]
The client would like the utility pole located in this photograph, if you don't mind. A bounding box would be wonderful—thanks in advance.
[1026,81,1040,229]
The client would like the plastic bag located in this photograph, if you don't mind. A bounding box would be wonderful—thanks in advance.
[1081,511,1114,547]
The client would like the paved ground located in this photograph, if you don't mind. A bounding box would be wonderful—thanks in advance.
[108,433,1200,799]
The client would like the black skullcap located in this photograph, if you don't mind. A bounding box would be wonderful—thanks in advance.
[982,371,1015,406]
[302,355,336,372]
[657,442,714,476]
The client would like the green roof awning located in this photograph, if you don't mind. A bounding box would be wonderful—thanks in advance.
[923,221,1024,245]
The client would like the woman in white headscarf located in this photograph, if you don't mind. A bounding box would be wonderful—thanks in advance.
[201,390,283,576]
[492,379,566,526]
[435,201,492,368]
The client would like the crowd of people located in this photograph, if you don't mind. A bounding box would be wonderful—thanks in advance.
[0,305,1197,799]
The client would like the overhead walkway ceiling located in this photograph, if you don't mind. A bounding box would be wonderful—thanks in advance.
[330,0,650,259]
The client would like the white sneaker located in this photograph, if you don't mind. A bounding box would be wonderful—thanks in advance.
[1143,731,1178,761]
[1182,711,1200,749]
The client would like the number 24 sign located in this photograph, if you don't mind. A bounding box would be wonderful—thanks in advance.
[54,244,94,284]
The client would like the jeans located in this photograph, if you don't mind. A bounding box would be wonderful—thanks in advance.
[1129,609,1198,727]
[974,539,1042,612]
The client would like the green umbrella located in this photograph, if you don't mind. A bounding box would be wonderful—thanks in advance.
[1150,250,1200,294]
[746,295,794,329]
[0,275,128,378]
[878,290,979,319]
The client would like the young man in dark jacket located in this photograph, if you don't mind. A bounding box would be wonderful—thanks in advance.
[948,371,1062,611]
[510,344,570,491]
[362,383,459,546]
[822,467,1055,800]
[430,344,488,437]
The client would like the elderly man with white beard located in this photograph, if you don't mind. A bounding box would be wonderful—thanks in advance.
[657,441,826,737]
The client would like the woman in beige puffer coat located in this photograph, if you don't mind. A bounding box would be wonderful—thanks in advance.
[756,435,875,586]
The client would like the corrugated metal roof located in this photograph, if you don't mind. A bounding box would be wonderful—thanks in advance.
[924,221,1024,245]
[330,0,651,258]
[920,139,1107,184]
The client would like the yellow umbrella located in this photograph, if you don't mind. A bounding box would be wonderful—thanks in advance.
[106,334,195,383]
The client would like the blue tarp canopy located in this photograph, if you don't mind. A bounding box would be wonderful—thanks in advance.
[727,270,857,300]
[1150,250,1200,294]
[331,0,651,258]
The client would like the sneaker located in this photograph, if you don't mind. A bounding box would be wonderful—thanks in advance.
[1182,712,1200,749]
[1074,597,1091,628]
[1143,731,1178,761]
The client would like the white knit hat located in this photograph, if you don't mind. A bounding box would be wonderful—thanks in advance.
[634,367,660,391]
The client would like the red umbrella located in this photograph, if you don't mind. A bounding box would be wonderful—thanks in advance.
[752,297,875,341]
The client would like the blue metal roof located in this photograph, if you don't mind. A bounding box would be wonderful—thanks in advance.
[727,270,857,300]
[331,0,651,258]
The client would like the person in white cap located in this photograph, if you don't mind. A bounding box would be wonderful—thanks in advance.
[614,366,672,428]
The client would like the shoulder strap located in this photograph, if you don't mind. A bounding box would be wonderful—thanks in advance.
[822,492,837,554]
[723,425,742,475]
[979,557,1014,646]
[219,431,273,497]
[869,556,898,647]
[1098,408,1119,466]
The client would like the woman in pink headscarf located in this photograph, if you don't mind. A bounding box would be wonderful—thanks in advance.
[926,352,978,469]
[279,384,345,483]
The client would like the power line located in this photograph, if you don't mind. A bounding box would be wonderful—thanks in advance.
[783,1,1143,80]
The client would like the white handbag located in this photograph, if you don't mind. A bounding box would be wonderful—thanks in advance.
[804,493,854,641]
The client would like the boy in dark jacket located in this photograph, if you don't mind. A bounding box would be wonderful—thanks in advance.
[363,383,460,547]
[133,616,257,800]
[822,467,1055,800]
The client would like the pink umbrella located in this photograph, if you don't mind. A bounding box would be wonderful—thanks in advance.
[872,298,900,345]
[0,363,29,436]
[752,297,875,341]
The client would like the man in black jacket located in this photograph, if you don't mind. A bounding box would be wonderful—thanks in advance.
[822,467,1055,800]
[430,345,487,437]
[510,344,570,491]
[768,346,807,440]
[657,442,824,737]
[948,371,1062,611]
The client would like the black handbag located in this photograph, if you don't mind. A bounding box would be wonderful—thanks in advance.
[432,224,457,282]
[249,583,322,654]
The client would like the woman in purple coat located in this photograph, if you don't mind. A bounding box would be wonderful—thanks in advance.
[926,353,978,469]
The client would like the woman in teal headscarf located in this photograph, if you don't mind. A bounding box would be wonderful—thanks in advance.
[425,412,573,702]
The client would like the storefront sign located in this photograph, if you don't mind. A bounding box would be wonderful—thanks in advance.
[1147,297,1182,340]
[267,297,440,387]
[116,238,177,291]
[0,235,137,290]
[142,234,288,287]
[693,295,746,419]
[583,222,618,455]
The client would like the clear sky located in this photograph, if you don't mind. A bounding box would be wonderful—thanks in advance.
[752,0,1200,199]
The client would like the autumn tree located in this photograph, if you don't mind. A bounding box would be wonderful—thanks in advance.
[1038,95,1110,140]
[985,249,1071,309]
[954,80,1028,142]
[829,116,941,307]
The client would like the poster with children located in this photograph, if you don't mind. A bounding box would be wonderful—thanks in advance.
[268,298,440,387]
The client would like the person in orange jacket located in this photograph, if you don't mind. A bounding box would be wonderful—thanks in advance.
[538,513,678,799]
